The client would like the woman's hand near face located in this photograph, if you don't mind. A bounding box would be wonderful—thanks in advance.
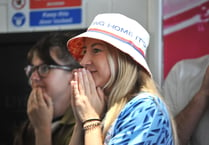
[71,68,106,122]
[27,87,53,131]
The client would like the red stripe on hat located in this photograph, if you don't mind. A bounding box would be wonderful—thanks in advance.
[88,28,145,57]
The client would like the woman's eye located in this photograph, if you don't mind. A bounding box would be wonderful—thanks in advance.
[81,49,86,55]
[92,48,102,53]
[39,65,49,74]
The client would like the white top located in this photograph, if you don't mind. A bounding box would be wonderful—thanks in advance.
[162,55,209,145]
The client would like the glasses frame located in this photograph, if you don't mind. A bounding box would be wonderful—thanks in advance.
[24,64,73,78]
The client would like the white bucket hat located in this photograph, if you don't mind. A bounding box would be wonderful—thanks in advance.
[67,13,151,76]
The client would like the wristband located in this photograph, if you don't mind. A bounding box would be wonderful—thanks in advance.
[82,118,101,126]
[83,122,101,131]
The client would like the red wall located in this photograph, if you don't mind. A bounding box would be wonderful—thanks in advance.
[163,0,209,79]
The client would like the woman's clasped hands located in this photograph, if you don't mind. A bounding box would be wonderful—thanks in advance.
[70,68,107,125]
[27,88,53,131]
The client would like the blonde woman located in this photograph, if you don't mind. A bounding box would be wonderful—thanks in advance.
[68,13,178,145]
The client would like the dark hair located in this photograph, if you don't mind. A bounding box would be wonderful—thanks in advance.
[27,32,81,69]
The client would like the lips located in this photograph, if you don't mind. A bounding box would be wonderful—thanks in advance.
[90,70,97,73]
[86,68,97,73]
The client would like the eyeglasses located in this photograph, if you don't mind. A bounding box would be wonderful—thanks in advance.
[24,64,73,78]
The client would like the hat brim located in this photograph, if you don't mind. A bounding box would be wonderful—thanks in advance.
[67,30,152,76]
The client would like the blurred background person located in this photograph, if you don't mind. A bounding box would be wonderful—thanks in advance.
[13,32,82,145]
[162,55,209,145]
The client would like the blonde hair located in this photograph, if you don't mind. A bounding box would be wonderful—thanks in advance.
[102,44,179,144]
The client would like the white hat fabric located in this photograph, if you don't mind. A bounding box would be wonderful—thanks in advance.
[67,13,151,76]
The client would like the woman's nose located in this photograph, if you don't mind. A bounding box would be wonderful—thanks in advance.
[30,70,41,81]
[29,70,42,88]
[80,53,92,67]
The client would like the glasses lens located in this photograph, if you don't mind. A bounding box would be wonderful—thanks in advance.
[38,64,49,77]
[25,64,72,78]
